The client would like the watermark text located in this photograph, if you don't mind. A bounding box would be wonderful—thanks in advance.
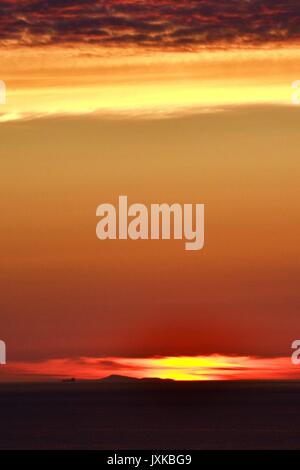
[0,80,6,105]
[292,340,300,365]
[0,340,6,365]
[292,80,300,105]
[96,196,204,251]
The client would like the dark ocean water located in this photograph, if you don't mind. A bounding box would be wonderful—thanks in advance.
[0,381,300,449]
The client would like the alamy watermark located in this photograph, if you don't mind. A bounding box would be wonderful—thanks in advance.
[292,340,300,365]
[0,340,6,365]
[0,80,6,105]
[96,196,204,251]
[292,80,300,105]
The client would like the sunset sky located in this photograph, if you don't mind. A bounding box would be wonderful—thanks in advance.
[0,0,300,381]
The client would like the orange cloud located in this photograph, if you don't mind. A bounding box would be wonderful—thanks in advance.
[1,47,299,122]
[1,355,299,382]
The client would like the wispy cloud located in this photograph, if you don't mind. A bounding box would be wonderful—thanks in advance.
[1,355,299,382]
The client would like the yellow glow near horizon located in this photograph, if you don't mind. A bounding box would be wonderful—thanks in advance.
[0,81,294,123]
[139,355,241,381]
[1,47,299,121]
[3,355,300,382]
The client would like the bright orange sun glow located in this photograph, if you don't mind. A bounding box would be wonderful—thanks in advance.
[1,355,299,382]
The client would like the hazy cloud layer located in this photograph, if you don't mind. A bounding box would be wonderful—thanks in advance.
[1,355,300,382]
[0,0,299,49]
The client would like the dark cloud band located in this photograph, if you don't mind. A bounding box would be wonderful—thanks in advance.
[0,0,300,48]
